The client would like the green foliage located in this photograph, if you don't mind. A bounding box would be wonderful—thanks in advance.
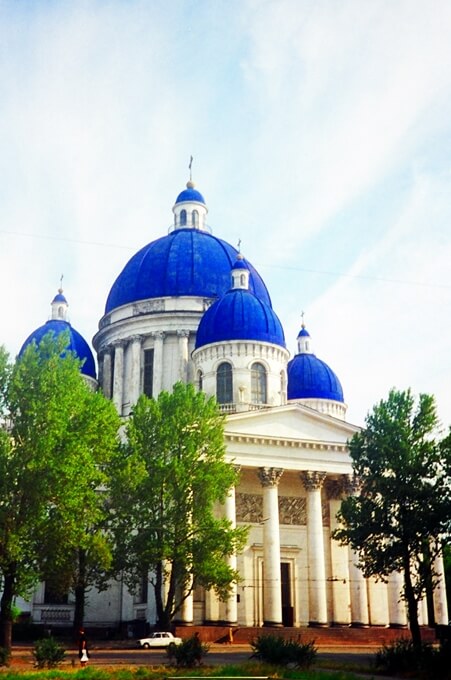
[32,636,66,668]
[0,334,120,647]
[374,637,451,678]
[250,633,317,668]
[0,646,11,666]
[333,388,451,649]
[166,634,209,667]
[110,382,248,627]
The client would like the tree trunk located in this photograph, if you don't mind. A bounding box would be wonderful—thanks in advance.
[72,549,86,636]
[0,568,16,652]
[403,554,422,655]
[154,562,163,627]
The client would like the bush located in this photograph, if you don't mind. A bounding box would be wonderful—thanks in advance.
[0,646,11,667]
[33,636,66,668]
[250,633,317,668]
[375,637,435,675]
[166,634,209,667]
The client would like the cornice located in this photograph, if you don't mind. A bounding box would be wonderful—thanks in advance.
[224,431,349,453]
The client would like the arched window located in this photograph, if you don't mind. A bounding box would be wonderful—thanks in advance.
[216,362,233,404]
[197,370,203,392]
[251,362,267,404]
[180,209,187,226]
[192,209,199,228]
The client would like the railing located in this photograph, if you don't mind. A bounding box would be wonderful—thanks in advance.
[39,607,72,623]
[218,403,271,414]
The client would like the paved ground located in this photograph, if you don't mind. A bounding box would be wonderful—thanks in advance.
[9,642,402,679]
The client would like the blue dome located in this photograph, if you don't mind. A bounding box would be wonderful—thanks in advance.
[105,229,271,313]
[175,187,206,204]
[19,320,97,380]
[195,289,286,349]
[52,292,68,304]
[287,353,344,402]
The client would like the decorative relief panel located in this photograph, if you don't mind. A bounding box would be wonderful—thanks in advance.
[278,496,306,525]
[133,300,165,315]
[236,493,263,523]
[236,493,309,525]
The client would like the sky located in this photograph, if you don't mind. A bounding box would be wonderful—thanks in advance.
[1,0,451,429]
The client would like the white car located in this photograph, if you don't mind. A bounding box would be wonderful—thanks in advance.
[137,632,183,648]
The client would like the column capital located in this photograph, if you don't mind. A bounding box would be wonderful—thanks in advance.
[98,346,113,359]
[300,470,326,491]
[344,474,361,495]
[129,334,143,344]
[326,476,347,500]
[151,331,166,341]
[111,339,126,350]
[258,467,283,487]
[177,329,190,338]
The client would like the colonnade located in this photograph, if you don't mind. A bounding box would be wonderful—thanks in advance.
[175,466,449,628]
[99,330,191,415]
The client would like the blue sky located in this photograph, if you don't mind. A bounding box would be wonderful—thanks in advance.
[1,0,451,428]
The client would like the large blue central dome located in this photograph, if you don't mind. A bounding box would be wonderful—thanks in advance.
[105,228,271,313]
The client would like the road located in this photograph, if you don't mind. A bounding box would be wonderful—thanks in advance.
[11,642,400,678]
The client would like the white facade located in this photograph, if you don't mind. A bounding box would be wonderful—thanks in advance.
[19,180,448,631]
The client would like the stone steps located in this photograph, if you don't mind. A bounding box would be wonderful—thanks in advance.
[176,625,436,647]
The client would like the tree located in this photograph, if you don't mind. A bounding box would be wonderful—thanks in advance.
[333,388,451,654]
[109,382,248,630]
[0,334,120,650]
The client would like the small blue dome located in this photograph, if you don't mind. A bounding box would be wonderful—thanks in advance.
[195,289,286,349]
[287,353,344,402]
[19,320,97,380]
[52,292,68,304]
[232,257,248,270]
[297,327,310,338]
[105,229,271,313]
[175,187,206,205]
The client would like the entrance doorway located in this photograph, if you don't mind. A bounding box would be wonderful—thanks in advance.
[281,562,293,626]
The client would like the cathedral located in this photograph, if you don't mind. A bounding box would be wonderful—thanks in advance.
[17,178,448,631]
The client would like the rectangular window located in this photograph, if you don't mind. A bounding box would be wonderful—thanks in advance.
[143,349,154,397]
[134,572,148,604]
[44,581,68,605]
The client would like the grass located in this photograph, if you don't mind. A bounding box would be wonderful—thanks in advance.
[0,665,374,680]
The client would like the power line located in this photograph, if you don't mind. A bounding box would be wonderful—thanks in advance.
[1,228,450,291]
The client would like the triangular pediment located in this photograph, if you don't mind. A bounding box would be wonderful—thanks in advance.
[224,403,359,445]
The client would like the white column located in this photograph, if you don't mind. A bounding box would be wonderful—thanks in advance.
[128,335,142,408]
[433,552,449,625]
[344,475,369,626]
[327,479,351,625]
[348,550,370,625]
[102,350,113,399]
[387,571,407,627]
[152,331,165,396]
[177,330,189,383]
[224,485,238,625]
[301,471,328,625]
[178,589,194,625]
[112,341,125,415]
[258,467,283,627]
